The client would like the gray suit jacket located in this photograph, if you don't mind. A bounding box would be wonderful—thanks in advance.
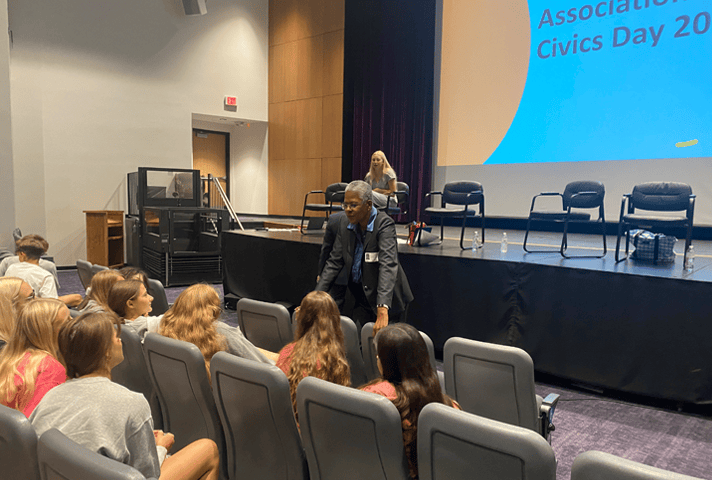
[316,211,413,314]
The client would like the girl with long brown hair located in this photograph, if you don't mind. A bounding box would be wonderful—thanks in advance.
[360,323,459,479]
[277,291,351,412]
[108,279,155,323]
[0,277,34,347]
[0,298,69,416]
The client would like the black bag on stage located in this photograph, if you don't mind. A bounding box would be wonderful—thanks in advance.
[630,229,676,264]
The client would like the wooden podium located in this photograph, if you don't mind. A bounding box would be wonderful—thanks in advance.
[84,210,124,268]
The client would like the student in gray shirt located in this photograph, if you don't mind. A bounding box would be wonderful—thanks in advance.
[30,311,220,480]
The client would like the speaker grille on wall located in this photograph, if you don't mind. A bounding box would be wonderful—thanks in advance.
[182,0,207,16]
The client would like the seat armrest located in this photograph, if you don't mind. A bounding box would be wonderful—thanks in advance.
[530,192,563,212]
[424,191,442,198]
[540,393,560,440]
[304,190,326,203]
[620,195,630,217]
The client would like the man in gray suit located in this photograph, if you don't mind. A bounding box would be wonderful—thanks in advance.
[316,180,413,333]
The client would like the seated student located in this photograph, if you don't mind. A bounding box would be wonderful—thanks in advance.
[30,312,220,480]
[277,291,351,414]
[111,281,275,366]
[119,266,150,291]
[107,279,156,325]
[0,234,60,289]
[158,283,277,371]
[360,323,460,480]
[0,298,69,416]
[4,235,81,307]
[0,277,34,349]
[76,269,124,314]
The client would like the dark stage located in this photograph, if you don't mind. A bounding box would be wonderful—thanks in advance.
[222,227,712,406]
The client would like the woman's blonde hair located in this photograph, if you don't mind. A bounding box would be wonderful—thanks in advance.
[159,284,226,376]
[287,291,351,412]
[366,150,395,183]
[77,269,124,311]
[0,277,29,342]
[0,298,66,412]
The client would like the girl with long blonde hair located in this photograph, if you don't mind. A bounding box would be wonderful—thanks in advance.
[0,277,34,345]
[277,291,351,413]
[158,284,274,375]
[159,284,226,374]
[364,150,398,209]
[77,269,124,313]
[0,298,69,416]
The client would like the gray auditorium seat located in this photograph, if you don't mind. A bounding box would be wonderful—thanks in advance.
[143,333,227,479]
[146,278,170,316]
[418,403,557,480]
[76,259,94,290]
[236,297,293,352]
[340,315,368,387]
[361,322,439,383]
[37,428,152,480]
[571,450,704,480]
[210,352,308,480]
[111,326,162,430]
[443,337,559,440]
[296,376,409,480]
[0,403,40,480]
[90,264,108,276]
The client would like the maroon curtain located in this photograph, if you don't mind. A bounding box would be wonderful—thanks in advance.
[343,0,436,223]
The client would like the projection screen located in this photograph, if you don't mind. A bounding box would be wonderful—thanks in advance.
[434,0,712,223]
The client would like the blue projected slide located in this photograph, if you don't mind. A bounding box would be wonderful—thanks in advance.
[485,0,712,164]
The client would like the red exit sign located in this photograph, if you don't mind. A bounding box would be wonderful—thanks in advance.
[224,96,237,106]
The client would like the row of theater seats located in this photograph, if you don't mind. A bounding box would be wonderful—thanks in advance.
[1,338,701,480]
[1,291,701,479]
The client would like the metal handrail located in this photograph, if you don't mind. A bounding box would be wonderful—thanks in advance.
[205,174,244,231]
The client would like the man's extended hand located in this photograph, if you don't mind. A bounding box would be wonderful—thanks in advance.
[373,306,389,335]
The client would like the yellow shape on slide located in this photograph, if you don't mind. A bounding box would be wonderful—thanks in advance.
[675,139,698,148]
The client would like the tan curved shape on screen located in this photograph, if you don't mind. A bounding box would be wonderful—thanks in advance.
[437,0,530,166]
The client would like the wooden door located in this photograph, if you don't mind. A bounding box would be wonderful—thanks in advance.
[192,130,229,208]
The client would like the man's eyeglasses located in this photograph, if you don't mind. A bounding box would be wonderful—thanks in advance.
[342,202,364,211]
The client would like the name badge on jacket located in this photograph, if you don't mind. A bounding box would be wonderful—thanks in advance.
[365,252,379,263]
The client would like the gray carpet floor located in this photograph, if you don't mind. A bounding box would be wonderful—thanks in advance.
[57,269,712,479]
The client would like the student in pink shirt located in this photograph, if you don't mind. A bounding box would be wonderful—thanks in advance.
[0,298,69,416]
[360,323,459,479]
[277,291,351,414]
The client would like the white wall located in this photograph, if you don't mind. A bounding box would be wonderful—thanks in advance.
[0,0,16,249]
[7,0,268,265]
[192,117,269,215]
